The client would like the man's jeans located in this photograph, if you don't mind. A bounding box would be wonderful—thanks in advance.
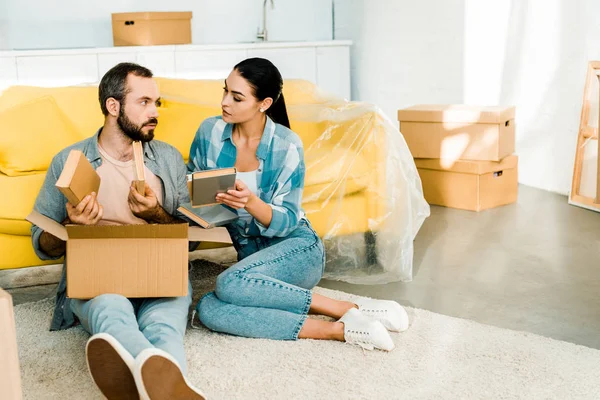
[71,281,192,373]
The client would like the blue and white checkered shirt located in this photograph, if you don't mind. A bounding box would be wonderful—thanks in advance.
[187,116,306,239]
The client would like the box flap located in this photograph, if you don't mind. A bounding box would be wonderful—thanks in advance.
[66,223,188,239]
[398,105,515,124]
[188,226,233,243]
[112,12,192,21]
[25,210,69,241]
[415,155,518,175]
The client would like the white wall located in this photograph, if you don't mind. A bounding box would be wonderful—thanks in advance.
[334,0,465,113]
[335,0,600,195]
[2,0,332,50]
[0,1,9,50]
[462,0,597,195]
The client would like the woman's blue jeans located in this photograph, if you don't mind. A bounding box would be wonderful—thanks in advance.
[197,219,325,340]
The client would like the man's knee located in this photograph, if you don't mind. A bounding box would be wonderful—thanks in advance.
[87,294,132,318]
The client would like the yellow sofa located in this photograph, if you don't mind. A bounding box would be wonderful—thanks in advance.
[0,78,428,283]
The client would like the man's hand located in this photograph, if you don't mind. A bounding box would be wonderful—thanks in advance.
[216,179,254,210]
[66,192,103,225]
[128,182,160,221]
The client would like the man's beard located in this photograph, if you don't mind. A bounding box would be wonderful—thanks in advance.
[117,107,157,143]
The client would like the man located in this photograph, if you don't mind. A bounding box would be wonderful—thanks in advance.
[31,63,205,400]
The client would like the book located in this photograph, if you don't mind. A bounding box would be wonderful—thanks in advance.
[132,141,145,194]
[190,167,237,207]
[55,150,101,206]
[178,203,238,229]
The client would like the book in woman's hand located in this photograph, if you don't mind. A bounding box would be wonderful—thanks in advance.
[189,167,237,207]
[178,203,238,229]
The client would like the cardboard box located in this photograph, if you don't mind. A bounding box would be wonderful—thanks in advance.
[398,105,516,161]
[415,155,518,211]
[112,12,192,46]
[26,211,233,299]
[0,289,23,400]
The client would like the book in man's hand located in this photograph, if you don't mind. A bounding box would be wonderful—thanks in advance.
[55,150,101,206]
[178,202,238,229]
[190,167,237,207]
[132,141,145,194]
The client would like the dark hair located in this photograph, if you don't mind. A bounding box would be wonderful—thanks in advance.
[234,58,290,129]
[98,62,153,116]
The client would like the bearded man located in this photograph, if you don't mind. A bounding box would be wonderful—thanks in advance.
[30,63,205,400]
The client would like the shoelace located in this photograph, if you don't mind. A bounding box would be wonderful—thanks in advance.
[361,307,389,316]
[360,307,391,327]
[345,329,375,352]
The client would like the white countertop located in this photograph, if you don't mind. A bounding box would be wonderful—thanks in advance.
[0,40,352,57]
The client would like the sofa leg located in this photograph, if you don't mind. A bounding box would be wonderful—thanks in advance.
[364,231,377,266]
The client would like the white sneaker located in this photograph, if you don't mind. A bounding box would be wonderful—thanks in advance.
[355,298,410,332]
[85,333,139,400]
[339,308,395,351]
[134,348,207,400]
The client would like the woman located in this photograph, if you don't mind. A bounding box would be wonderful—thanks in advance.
[188,58,409,351]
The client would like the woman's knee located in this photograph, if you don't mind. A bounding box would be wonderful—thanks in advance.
[214,267,241,303]
[196,292,220,331]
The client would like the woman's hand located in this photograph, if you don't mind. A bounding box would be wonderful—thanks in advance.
[216,179,254,209]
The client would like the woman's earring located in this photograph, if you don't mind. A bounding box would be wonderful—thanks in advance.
[260,108,265,113]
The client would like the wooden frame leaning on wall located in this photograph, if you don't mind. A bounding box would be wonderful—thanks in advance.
[569,61,600,212]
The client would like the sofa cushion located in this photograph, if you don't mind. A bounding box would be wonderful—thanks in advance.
[304,192,369,238]
[0,172,46,235]
[303,147,370,203]
[290,119,328,149]
[0,220,32,236]
[0,233,62,270]
[154,99,221,161]
[0,85,103,138]
[0,97,82,176]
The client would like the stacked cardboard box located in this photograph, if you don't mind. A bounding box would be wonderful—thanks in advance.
[398,105,518,211]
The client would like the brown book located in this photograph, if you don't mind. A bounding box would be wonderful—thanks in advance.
[132,141,145,194]
[191,167,237,207]
[55,150,101,206]
[178,202,238,229]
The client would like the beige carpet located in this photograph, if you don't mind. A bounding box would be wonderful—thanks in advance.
[13,261,600,400]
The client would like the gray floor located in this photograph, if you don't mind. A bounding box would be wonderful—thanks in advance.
[320,185,600,349]
[6,185,600,349]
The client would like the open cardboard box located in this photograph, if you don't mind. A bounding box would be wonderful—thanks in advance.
[0,289,22,400]
[26,211,232,299]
